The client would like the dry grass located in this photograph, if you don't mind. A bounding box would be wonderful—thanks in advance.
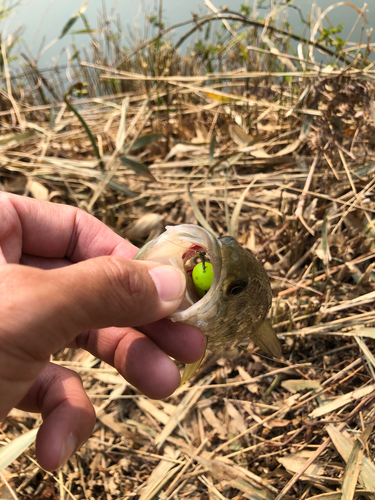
[2,3,375,499]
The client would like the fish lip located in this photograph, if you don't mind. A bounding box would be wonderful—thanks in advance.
[162,225,224,322]
[134,224,225,321]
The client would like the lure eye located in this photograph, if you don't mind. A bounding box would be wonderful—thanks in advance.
[227,279,248,296]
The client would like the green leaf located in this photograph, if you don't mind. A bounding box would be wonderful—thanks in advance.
[79,12,91,31]
[69,29,99,35]
[107,179,138,198]
[120,156,156,181]
[59,1,88,39]
[128,133,165,152]
[71,50,80,61]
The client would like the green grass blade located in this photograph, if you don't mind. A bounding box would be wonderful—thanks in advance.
[120,156,156,181]
[129,133,165,152]
[59,1,88,39]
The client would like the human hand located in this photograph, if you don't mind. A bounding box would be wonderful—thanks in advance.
[0,193,206,471]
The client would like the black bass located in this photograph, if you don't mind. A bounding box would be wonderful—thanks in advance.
[134,225,281,380]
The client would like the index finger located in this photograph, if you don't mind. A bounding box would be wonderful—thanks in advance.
[0,193,138,262]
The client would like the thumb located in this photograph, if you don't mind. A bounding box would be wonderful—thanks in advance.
[3,256,186,349]
[59,255,186,331]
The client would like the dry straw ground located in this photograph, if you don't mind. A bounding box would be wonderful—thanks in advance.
[2,2,375,499]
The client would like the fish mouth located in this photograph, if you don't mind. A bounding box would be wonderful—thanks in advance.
[137,225,223,321]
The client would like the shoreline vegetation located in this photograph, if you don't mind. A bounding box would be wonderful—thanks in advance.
[2,2,375,499]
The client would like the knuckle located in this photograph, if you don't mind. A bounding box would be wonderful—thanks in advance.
[65,205,92,257]
[106,256,149,301]
[0,193,21,236]
[37,366,84,410]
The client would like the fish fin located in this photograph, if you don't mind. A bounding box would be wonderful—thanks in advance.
[252,320,282,358]
[180,350,206,385]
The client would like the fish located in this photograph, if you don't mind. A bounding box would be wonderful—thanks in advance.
[134,224,281,381]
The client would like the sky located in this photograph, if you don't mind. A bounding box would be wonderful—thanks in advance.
[3,0,373,68]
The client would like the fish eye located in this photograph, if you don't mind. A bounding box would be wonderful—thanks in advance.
[227,279,248,296]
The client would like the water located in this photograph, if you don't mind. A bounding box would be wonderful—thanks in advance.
[4,0,374,69]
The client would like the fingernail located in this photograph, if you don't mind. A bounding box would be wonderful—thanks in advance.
[149,266,186,303]
[58,433,78,468]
